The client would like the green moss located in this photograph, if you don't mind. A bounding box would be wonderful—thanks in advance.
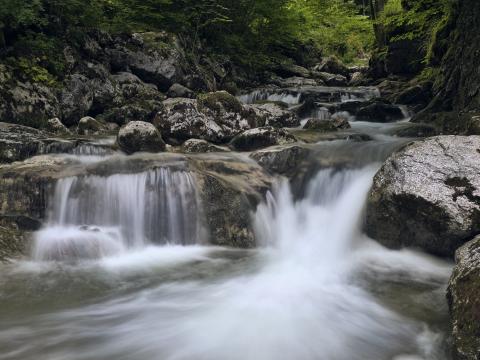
[197,91,243,114]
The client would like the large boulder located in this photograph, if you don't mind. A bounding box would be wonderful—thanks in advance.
[154,91,258,144]
[366,136,480,257]
[77,116,108,136]
[313,72,348,87]
[303,116,350,132]
[229,127,297,151]
[356,100,405,123]
[447,235,480,360]
[246,103,300,128]
[117,121,166,154]
[60,74,94,126]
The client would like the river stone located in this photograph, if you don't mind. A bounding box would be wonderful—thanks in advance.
[167,83,195,98]
[154,92,258,145]
[246,103,300,128]
[447,235,480,360]
[181,139,229,153]
[314,72,348,87]
[356,101,404,123]
[117,121,166,154]
[313,56,350,77]
[250,145,312,176]
[46,118,70,135]
[229,127,297,151]
[366,136,480,257]
[77,116,107,135]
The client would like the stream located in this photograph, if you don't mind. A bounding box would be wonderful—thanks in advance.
[0,86,453,360]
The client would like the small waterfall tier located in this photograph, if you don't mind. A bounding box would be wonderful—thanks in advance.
[33,168,204,261]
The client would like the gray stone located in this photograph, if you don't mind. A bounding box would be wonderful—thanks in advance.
[167,83,195,98]
[229,127,297,151]
[117,121,166,154]
[447,235,480,360]
[366,136,480,257]
[181,139,229,153]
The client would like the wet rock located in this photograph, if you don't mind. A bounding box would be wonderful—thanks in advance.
[366,136,480,257]
[394,82,433,107]
[390,123,438,138]
[77,116,107,136]
[274,64,311,78]
[101,100,164,126]
[0,123,50,163]
[313,56,350,77]
[447,235,480,360]
[246,103,299,128]
[276,77,318,87]
[167,83,195,98]
[314,72,348,87]
[356,100,404,123]
[46,118,70,135]
[0,217,29,262]
[229,127,297,151]
[303,116,350,132]
[117,121,166,154]
[154,91,257,144]
[250,145,311,176]
[182,139,229,153]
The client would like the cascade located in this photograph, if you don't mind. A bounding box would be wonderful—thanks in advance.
[32,168,204,261]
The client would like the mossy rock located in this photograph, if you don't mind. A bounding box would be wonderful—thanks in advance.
[197,91,243,114]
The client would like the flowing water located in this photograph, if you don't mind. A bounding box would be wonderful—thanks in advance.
[0,87,453,360]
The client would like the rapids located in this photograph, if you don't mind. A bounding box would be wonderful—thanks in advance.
[0,86,453,360]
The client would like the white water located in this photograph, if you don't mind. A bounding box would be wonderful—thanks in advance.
[32,168,204,261]
[0,165,451,360]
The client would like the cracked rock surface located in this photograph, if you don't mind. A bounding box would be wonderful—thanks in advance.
[365,136,480,257]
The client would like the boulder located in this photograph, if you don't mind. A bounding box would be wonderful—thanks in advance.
[366,136,480,257]
[303,116,350,132]
[314,72,348,87]
[117,121,166,154]
[246,103,300,128]
[313,56,350,77]
[181,139,229,153]
[167,83,195,98]
[229,127,297,151]
[250,145,311,176]
[274,64,311,78]
[46,118,70,135]
[447,235,480,360]
[356,100,405,123]
[276,77,319,87]
[154,91,258,144]
[101,100,164,126]
[77,116,107,136]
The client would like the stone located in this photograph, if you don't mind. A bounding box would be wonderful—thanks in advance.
[356,100,405,123]
[181,139,229,153]
[313,56,350,77]
[117,121,166,154]
[46,117,70,135]
[246,103,300,128]
[314,72,348,87]
[167,83,195,98]
[250,145,311,176]
[229,127,297,151]
[77,116,107,136]
[447,235,480,360]
[154,92,258,144]
[61,74,94,126]
[366,136,480,257]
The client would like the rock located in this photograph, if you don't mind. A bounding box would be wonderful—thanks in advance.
[349,72,364,86]
[274,64,311,78]
[246,103,300,128]
[394,82,433,106]
[167,83,195,98]
[366,136,480,257]
[390,123,439,138]
[77,116,107,136]
[0,217,29,262]
[61,74,94,126]
[101,100,164,126]
[0,75,60,127]
[303,115,350,132]
[181,139,229,153]
[154,91,257,144]
[117,121,166,154]
[250,145,311,176]
[276,77,318,87]
[46,118,70,135]
[112,72,163,102]
[386,39,424,75]
[229,127,297,151]
[447,235,480,360]
[314,72,348,87]
[313,56,349,77]
[356,100,405,123]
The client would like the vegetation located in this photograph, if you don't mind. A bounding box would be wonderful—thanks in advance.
[0,0,374,82]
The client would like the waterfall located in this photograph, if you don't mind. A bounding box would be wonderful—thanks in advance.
[32,168,204,261]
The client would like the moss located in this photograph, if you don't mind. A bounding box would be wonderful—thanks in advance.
[197,91,243,114]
